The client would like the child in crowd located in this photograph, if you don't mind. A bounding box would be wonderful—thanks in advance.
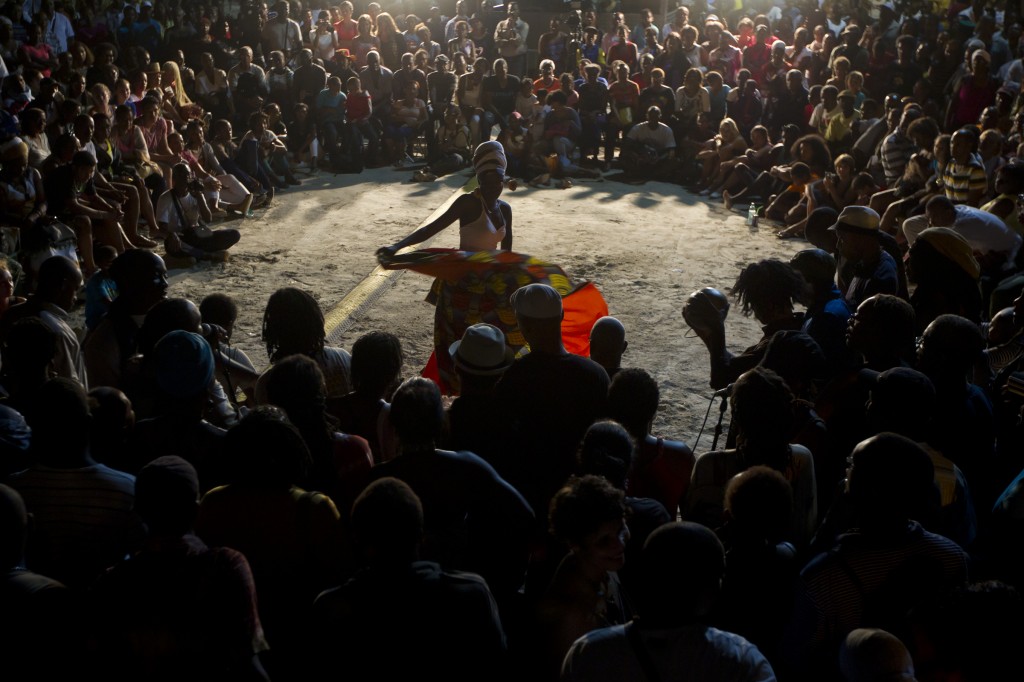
[84,245,118,331]
[288,102,319,171]
[345,76,378,165]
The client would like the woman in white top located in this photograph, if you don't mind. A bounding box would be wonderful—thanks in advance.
[309,14,338,63]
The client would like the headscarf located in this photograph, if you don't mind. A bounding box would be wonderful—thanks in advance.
[473,141,506,177]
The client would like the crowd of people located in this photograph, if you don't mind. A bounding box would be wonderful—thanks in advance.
[4,1,1024,681]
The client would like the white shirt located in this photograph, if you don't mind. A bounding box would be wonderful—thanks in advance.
[156,189,206,234]
[39,302,88,388]
[627,121,676,151]
[949,204,1023,267]
[563,622,777,682]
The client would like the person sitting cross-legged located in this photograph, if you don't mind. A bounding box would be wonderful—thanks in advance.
[155,163,240,263]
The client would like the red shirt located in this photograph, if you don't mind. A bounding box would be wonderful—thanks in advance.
[345,90,371,121]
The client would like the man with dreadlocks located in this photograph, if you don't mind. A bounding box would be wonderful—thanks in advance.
[683,259,807,391]
[257,286,353,400]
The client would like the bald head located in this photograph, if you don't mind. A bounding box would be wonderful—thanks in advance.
[590,316,627,372]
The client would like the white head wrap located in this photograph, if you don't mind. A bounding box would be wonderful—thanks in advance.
[473,141,506,176]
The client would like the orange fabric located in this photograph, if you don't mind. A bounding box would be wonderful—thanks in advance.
[561,282,608,357]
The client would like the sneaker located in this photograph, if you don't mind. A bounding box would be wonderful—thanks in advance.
[708,191,721,200]
[697,188,710,196]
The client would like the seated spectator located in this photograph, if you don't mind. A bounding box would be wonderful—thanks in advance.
[684,258,806,390]
[824,89,862,153]
[839,628,917,682]
[942,126,987,207]
[562,521,776,682]
[155,163,241,262]
[258,286,352,400]
[588,315,626,378]
[329,330,400,464]
[790,248,855,375]
[863,366,978,549]
[261,354,372,513]
[90,456,270,681]
[384,80,427,166]
[83,247,167,386]
[783,433,967,682]
[241,110,299,189]
[608,367,695,518]
[1,255,85,386]
[831,206,902,307]
[710,124,773,200]
[0,483,78,679]
[532,474,632,681]
[43,149,130,276]
[618,104,676,180]
[311,477,507,682]
[196,407,347,679]
[575,420,671,591]
[443,323,513,471]
[370,377,533,600]
[903,196,1021,277]
[713,466,799,664]
[180,120,255,216]
[907,227,983,329]
[685,366,817,546]
[7,377,144,589]
[316,75,350,166]
[694,117,749,197]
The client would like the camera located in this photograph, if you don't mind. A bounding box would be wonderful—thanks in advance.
[188,179,205,194]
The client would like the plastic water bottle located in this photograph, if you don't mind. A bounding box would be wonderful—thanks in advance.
[746,202,758,227]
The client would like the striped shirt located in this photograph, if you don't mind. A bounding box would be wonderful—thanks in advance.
[940,156,987,204]
[8,464,143,588]
[785,522,968,678]
[880,131,917,186]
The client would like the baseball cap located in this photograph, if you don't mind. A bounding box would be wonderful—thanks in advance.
[828,205,881,235]
[449,323,514,376]
[510,283,563,319]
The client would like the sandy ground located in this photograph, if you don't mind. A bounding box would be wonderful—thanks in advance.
[160,166,806,447]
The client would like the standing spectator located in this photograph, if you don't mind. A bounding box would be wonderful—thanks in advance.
[375,12,405,72]
[494,1,528,78]
[293,48,328,107]
[262,1,303,63]
[43,2,75,55]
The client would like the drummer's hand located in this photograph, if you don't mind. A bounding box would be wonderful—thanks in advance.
[376,245,397,263]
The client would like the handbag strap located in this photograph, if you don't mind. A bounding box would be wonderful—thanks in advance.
[626,620,662,682]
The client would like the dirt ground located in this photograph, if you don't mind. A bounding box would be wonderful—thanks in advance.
[162,166,806,448]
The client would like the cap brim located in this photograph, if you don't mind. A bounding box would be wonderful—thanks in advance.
[449,340,515,376]
[828,221,880,236]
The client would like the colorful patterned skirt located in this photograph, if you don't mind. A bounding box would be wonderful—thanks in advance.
[379,248,607,394]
